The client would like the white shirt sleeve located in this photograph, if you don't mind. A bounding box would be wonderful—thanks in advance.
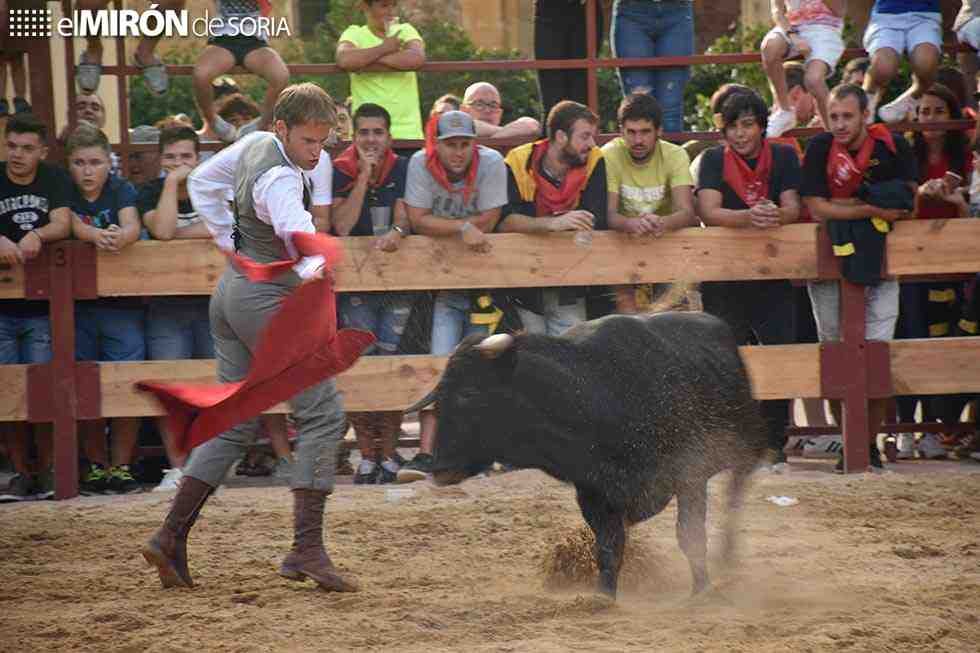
[254,165,324,279]
[308,150,333,207]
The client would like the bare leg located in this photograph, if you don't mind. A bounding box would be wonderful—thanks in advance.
[193,46,236,126]
[908,43,940,97]
[864,47,899,113]
[959,51,979,111]
[804,60,831,132]
[156,418,187,469]
[261,413,293,463]
[80,419,109,466]
[418,409,437,454]
[134,0,185,65]
[242,47,290,129]
[110,417,141,467]
[1,423,32,473]
[762,35,792,112]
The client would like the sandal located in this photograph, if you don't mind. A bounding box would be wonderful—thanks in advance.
[134,53,169,96]
[75,51,102,94]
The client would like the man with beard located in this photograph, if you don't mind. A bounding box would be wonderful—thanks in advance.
[330,102,414,485]
[695,90,802,470]
[801,83,915,472]
[499,100,607,335]
[397,109,508,483]
[603,93,695,313]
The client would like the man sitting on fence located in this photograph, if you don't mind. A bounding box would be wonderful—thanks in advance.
[67,124,146,494]
[604,93,695,314]
[0,114,71,499]
[461,82,541,140]
[330,102,414,485]
[801,83,916,472]
[695,90,802,470]
[499,100,606,334]
[397,110,508,483]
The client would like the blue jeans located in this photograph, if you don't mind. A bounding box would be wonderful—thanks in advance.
[339,293,414,355]
[0,314,52,364]
[612,0,694,133]
[430,291,490,356]
[75,303,146,362]
[146,298,214,360]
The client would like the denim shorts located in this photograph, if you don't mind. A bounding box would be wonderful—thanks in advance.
[863,11,942,57]
[338,292,414,355]
[75,303,146,362]
[0,314,52,364]
[430,291,490,356]
[957,17,980,50]
[146,298,214,360]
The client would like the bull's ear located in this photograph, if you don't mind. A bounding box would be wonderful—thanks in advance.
[474,333,514,359]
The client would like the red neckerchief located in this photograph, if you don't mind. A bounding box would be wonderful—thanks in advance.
[530,140,590,216]
[722,139,773,206]
[257,0,272,16]
[826,124,896,198]
[332,144,398,194]
[424,113,479,204]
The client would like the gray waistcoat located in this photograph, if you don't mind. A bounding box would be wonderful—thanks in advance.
[233,133,311,264]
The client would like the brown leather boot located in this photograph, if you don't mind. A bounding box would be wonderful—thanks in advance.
[278,489,359,592]
[141,476,213,588]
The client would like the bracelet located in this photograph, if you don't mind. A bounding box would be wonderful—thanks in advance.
[392,224,408,237]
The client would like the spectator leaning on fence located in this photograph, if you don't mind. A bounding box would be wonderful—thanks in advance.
[398,110,508,483]
[336,0,426,142]
[696,90,802,470]
[193,0,290,142]
[499,100,605,335]
[862,0,942,124]
[331,102,414,485]
[461,82,541,140]
[0,114,72,498]
[611,0,694,134]
[603,93,695,314]
[73,0,181,96]
[57,93,121,177]
[761,0,844,137]
[801,84,917,471]
[66,124,146,494]
[137,124,216,490]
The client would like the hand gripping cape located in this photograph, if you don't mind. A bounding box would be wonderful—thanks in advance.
[136,232,376,456]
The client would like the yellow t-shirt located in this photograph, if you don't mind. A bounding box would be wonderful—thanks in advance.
[339,23,424,140]
[602,137,693,217]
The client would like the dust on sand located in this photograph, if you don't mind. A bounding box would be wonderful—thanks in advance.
[2,464,979,652]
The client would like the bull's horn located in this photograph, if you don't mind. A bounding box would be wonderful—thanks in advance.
[404,386,439,413]
[474,333,515,358]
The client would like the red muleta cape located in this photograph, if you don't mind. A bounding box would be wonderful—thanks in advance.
[135,232,375,456]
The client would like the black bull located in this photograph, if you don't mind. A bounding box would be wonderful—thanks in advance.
[406,311,768,598]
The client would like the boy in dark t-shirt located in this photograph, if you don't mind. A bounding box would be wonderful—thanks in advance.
[66,124,145,494]
[0,114,71,498]
[329,103,413,485]
[695,91,802,468]
[800,84,917,472]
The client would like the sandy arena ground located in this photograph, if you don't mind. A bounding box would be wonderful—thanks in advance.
[2,460,980,652]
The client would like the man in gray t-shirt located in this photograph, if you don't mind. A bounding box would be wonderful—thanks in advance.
[399,110,507,482]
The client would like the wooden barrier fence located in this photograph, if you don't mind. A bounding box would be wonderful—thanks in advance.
[4,220,980,498]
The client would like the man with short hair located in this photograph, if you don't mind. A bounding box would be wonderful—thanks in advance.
[330,102,414,485]
[0,114,71,498]
[801,84,916,471]
[143,83,357,592]
[499,100,606,334]
[696,90,802,468]
[842,57,870,87]
[604,93,695,313]
[397,109,508,482]
[461,82,541,140]
[128,125,162,187]
[67,124,145,495]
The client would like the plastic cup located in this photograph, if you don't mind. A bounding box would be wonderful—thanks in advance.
[370,206,392,236]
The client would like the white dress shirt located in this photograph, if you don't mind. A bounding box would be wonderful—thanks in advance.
[188,131,333,279]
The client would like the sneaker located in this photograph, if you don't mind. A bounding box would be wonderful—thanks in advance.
[917,433,947,460]
[13,97,31,115]
[834,444,884,473]
[153,468,183,492]
[80,463,111,494]
[378,458,400,485]
[766,107,797,138]
[107,465,143,494]
[33,469,55,500]
[878,93,916,124]
[0,473,35,501]
[803,435,843,459]
[211,115,238,143]
[353,459,380,485]
[896,433,916,460]
[396,453,433,484]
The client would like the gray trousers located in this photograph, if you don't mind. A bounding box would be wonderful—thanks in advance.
[183,266,347,492]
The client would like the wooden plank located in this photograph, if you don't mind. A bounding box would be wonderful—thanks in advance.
[891,338,980,396]
[741,344,822,400]
[96,226,820,296]
[0,365,28,421]
[888,218,980,276]
[0,263,26,300]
